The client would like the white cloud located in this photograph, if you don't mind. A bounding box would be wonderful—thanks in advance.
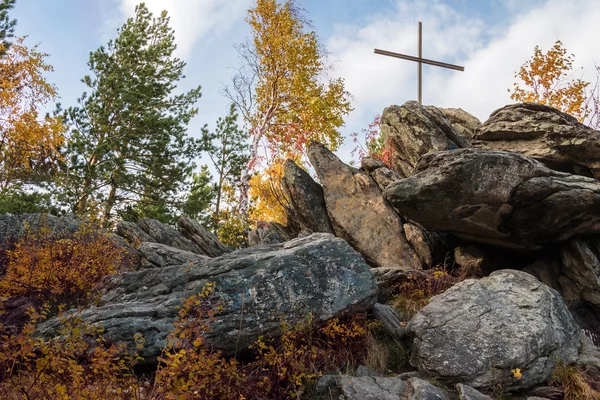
[119,0,252,60]
[328,0,600,136]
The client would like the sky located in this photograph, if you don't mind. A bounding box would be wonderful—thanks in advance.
[11,0,600,165]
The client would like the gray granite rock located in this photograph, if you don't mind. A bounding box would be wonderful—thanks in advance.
[409,270,581,390]
[38,234,377,363]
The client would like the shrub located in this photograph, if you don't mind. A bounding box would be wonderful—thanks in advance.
[391,267,459,320]
[0,222,125,303]
[0,306,143,400]
[1,282,384,399]
[154,283,383,399]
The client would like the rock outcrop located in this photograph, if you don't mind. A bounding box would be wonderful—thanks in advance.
[409,270,581,390]
[0,213,81,243]
[247,221,295,246]
[308,141,422,270]
[360,157,401,191]
[137,242,209,269]
[136,218,201,253]
[475,103,600,179]
[117,218,201,254]
[380,101,470,177]
[384,148,600,250]
[177,216,231,257]
[282,159,334,234]
[38,233,378,362]
[559,236,600,307]
[434,107,481,141]
[0,213,139,267]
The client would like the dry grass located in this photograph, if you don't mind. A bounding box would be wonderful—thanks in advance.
[551,362,600,400]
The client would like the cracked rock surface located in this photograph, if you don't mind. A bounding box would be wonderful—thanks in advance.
[475,102,600,179]
[308,141,422,270]
[380,101,471,178]
[408,270,580,390]
[384,148,600,250]
[38,233,377,363]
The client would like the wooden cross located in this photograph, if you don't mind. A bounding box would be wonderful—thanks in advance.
[374,22,464,104]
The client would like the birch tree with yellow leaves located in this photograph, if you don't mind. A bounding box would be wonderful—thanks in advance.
[510,40,590,122]
[225,0,353,219]
[0,37,65,191]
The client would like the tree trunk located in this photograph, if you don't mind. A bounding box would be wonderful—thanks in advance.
[238,124,264,219]
[102,175,118,228]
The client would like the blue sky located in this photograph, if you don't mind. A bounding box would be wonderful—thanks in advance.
[11,0,600,165]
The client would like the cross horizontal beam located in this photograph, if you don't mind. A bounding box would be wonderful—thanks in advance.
[374,48,464,72]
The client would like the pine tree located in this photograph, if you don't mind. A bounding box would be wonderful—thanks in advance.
[182,165,216,226]
[62,3,201,226]
[199,104,249,223]
[0,0,16,54]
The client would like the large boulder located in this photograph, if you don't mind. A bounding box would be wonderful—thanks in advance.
[281,159,334,234]
[475,103,600,179]
[409,270,581,390]
[38,233,377,362]
[307,141,422,270]
[177,216,231,257]
[360,157,451,268]
[384,148,600,250]
[380,101,470,178]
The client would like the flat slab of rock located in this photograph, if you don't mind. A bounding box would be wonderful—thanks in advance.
[380,101,470,178]
[308,141,421,270]
[475,103,600,179]
[38,234,377,363]
[384,148,600,250]
[409,270,580,390]
[315,375,449,400]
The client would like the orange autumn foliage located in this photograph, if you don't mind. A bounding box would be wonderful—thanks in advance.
[0,306,144,400]
[248,160,291,225]
[154,283,382,400]
[0,280,383,399]
[510,40,590,122]
[0,221,125,302]
[0,37,65,189]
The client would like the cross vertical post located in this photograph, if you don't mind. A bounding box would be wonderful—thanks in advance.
[418,21,422,104]
[374,22,465,104]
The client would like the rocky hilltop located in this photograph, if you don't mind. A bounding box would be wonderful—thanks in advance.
[3,101,600,399]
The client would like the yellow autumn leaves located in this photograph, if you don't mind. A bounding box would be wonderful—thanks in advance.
[510,40,597,125]
[0,37,65,190]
